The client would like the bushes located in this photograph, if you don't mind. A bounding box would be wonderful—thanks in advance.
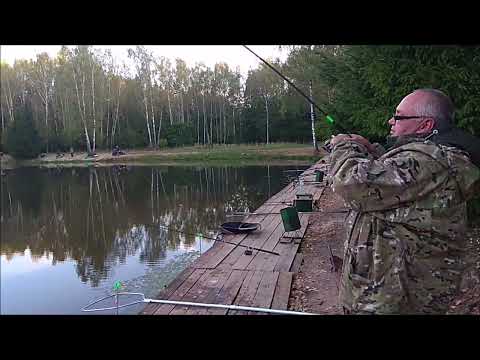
[5,102,43,159]
[164,123,195,147]
[49,133,71,153]
[158,138,168,148]
[116,127,147,149]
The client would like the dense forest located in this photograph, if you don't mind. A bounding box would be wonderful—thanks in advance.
[1,45,479,159]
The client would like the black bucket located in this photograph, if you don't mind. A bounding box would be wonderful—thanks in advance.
[294,193,313,212]
[315,170,324,182]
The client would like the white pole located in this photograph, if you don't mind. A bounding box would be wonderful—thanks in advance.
[144,298,315,315]
[309,80,317,150]
[82,292,316,315]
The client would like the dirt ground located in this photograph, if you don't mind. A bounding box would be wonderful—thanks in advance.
[288,174,480,315]
[288,183,347,314]
[447,227,480,314]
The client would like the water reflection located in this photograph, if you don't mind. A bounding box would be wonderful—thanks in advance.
[1,165,304,313]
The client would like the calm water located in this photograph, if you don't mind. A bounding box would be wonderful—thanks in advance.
[1,164,307,314]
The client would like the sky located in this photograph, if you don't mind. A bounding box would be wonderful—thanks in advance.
[0,45,290,78]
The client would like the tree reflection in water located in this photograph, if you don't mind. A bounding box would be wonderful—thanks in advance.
[1,165,301,287]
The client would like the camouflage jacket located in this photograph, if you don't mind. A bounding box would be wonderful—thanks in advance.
[329,138,480,314]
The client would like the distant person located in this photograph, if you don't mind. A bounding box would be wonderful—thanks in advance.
[70,147,74,158]
[329,88,480,314]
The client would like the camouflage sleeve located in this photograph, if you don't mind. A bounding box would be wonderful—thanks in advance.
[371,142,386,158]
[329,140,451,211]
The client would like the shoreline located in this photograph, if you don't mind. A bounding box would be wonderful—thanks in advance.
[2,143,324,169]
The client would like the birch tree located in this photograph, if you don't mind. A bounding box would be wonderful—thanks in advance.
[70,46,93,154]
[31,54,55,152]
[128,46,154,147]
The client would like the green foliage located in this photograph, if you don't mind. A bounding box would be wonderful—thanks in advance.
[49,133,71,153]
[164,123,195,147]
[6,102,42,159]
[316,45,480,140]
[117,127,147,149]
[158,138,168,148]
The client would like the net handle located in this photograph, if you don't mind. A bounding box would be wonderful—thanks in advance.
[81,292,146,312]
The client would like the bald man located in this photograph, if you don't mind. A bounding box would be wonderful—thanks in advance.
[329,89,480,314]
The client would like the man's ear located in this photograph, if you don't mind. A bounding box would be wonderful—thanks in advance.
[421,118,435,132]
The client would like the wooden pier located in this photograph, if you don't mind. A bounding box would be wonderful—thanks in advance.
[142,159,329,315]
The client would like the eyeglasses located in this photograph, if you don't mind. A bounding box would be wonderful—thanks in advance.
[392,115,434,121]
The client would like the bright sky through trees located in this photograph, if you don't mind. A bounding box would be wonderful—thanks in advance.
[0,45,289,77]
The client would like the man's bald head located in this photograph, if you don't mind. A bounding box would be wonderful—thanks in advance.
[403,89,455,131]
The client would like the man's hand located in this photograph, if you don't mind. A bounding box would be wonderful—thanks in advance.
[330,134,375,153]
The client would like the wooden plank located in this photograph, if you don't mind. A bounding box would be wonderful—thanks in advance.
[217,205,284,270]
[193,238,236,269]
[290,253,303,273]
[205,270,249,315]
[256,241,291,272]
[280,214,310,244]
[225,189,296,272]
[294,215,310,244]
[256,183,291,208]
[245,223,286,271]
[224,211,283,271]
[199,236,248,269]
[153,268,207,315]
[142,266,196,315]
[254,215,309,273]
[193,219,264,269]
[271,272,294,311]
[228,270,263,315]
[266,213,304,252]
[201,205,282,269]
[274,243,301,272]
[248,271,280,315]
[245,213,307,272]
[232,221,283,270]
[191,240,223,267]
[192,201,280,270]
[280,212,310,241]
[186,269,232,315]
[169,269,228,315]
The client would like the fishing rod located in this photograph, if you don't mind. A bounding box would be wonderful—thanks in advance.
[227,211,285,216]
[243,45,348,134]
[145,223,280,256]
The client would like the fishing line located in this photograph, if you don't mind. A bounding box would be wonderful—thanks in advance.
[243,45,346,133]
[144,223,280,256]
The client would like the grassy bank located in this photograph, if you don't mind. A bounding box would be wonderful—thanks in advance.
[14,143,323,167]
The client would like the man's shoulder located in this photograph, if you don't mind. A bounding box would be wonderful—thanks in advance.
[383,139,470,161]
[382,139,480,186]
[382,139,437,158]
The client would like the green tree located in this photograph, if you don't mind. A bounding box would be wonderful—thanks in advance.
[315,45,480,141]
[164,123,195,147]
[6,101,42,158]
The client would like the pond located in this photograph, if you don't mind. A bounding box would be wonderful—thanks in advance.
[0,164,308,314]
